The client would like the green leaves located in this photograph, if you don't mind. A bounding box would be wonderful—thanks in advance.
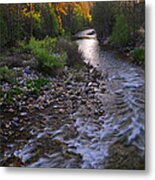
[133,48,145,61]
[25,79,49,95]
[0,87,22,105]
[111,14,129,46]
[0,78,49,106]
[28,37,67,75]
[0,66,17,83]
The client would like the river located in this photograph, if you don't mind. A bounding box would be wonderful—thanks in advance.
[0,29,145,169]
[75,31,145,168]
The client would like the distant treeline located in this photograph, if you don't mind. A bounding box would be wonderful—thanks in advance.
[92,0,145,47]
[0,2,93,49]
[0,1,145,50]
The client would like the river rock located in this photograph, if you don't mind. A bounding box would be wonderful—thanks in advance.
[20,112,27,116]
[13,117,19,121]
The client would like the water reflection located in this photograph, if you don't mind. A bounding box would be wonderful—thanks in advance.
[76,39,100,68]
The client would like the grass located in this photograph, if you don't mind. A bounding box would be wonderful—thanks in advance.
[132,48,145,61]
[0,66,16,83]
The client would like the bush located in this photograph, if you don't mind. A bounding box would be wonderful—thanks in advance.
[111,14,129,46]
[56,38,84,67]
[133,48,145,61]
[28,37,67,75]
[25,78,49,95]
[0,90,14,105]
[28,36,57,54]
[17,39,30,53]
[35,48,67,74]
[0,66,16,83]
[0,87,22,105]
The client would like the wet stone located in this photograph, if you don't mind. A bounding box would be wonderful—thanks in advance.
[13,117,19,121]
[20,112,27,116]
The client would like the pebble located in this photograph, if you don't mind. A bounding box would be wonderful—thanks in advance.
[88,82,92,86]
[20,112,27,116]
[8,108,14,112]
[13,117,19,121]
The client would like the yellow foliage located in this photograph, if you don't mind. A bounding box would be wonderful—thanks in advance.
[54,2,94,20]
[21,3,41,21]
[17,2,94,33]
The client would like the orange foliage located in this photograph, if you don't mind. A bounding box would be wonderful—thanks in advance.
[16,2,94,33]
[53,2,94,19]
[47,2,94,31]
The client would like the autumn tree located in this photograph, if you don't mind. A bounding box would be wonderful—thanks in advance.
[0,2,94,50]
[53,2,94,33]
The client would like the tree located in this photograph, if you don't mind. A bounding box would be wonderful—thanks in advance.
[0,5,8,49]
[111,14,129,46]
[0,2,94,49]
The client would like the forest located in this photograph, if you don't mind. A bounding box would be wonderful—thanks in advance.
[0,1,145,169]
[0,1,144,50]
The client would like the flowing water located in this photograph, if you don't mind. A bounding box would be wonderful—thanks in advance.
[1,30,145,169]
[75,37,145,168]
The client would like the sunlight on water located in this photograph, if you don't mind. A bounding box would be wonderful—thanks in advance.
[76,39,100,68]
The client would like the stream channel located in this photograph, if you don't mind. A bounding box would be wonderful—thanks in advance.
[1,29,145,169]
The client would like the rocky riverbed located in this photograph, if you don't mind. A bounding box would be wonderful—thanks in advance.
[0,52,108,168]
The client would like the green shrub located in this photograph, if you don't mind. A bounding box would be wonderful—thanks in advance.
[0,66,16,83]
[111,14,129,46]
[56,38,84,67]
[28,36,57,54]
[133,48,145,61]
[0,90,13,105]
[25,78,49,95]
[0,87,22,105]
[17,39,30,53]
[36,48,67,74]
[28,37,67,75]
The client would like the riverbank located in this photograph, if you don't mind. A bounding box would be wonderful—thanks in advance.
[100,45,145,69]
[99,29,145,69]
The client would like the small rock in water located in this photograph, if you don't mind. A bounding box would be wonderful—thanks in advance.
[88,82,92,87]
[11,121,19,127]
[20,112,27,116]
[8,108,14,113]
[66,85,72,90]
[59,109,65,113]
[53,105,58,109]
[13,117,19,121]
